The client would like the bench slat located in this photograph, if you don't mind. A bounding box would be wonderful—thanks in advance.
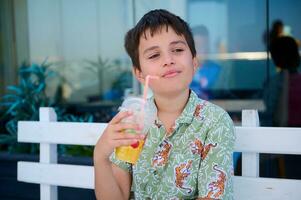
[234,176,301,200]
[18,121,301,154]
[18,161,301,200]
[18,121,107,145]
[235,127,301,154]
[17,161,94,189]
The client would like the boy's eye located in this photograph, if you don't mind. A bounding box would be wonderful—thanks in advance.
[148,53,160,59]
[172,48,184,53]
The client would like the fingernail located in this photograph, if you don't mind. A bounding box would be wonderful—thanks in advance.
[131,141,139,148]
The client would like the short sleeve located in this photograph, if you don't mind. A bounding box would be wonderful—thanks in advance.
[109,151,132,173]
[197,112,235,199]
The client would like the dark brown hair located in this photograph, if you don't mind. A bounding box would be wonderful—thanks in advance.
[270,36,300,71]
[124,9,196,71]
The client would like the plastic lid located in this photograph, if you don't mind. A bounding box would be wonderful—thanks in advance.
[119,96,157,133]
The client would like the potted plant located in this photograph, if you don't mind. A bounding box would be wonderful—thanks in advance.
[84,56,132,101]
[0,62,96,199]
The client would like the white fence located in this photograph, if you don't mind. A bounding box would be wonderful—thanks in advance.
[17,108,301,200]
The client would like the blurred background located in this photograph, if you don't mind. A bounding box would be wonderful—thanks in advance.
[0,0,300,199]
[1,0,301,119]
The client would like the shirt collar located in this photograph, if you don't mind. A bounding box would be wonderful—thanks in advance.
[148,90,200,126]
[175,90,199,125]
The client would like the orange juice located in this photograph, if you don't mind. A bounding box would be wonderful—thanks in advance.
[115,140,145,164]
[115,97,146,164]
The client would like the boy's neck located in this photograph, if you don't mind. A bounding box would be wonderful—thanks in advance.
[154,89,190,115]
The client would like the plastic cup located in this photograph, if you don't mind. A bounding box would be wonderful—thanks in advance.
[115,96,156,164]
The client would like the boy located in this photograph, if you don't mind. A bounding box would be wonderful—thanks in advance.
[94,9,235,200]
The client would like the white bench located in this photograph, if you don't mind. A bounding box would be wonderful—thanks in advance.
[17,108,301,200]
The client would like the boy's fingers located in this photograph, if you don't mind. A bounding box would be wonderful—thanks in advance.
[114,133,145,140]
[114,139,140,147]
[114,123,141,132]
[110,111,132,124]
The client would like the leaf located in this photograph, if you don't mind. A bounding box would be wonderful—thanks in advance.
[8,143,31,154]
[34,83,45,93]
[70,115,77,121]
[3,101,20,117]
[41,57,49,66]
[20,65,41,75]
[5,120,17,136]
[6,86,23,95]
[0,134,17,144]
[87,115,94,122]
[0,102,14,107]
[20,78,30,90]
[1,94,20,100]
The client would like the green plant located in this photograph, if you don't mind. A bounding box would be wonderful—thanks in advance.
[0,62,55,153]
[0,62,94,155]
[84,56,123,99]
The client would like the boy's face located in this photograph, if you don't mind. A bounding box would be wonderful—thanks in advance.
[134,26,198,96]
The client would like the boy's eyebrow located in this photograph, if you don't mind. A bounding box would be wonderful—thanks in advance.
[143,40,187,55]
[170,40,187,46]
[143,46,159,55]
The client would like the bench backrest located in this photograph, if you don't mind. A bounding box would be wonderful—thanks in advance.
[17,108,301,200]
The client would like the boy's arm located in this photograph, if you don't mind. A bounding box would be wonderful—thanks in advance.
[197,112,235,200]
[94,156,131,200]
[93,111,144,200]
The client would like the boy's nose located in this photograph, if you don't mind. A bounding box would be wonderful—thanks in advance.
[162,53,175,67]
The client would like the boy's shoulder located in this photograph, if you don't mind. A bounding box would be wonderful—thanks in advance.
[194,95,227,115]
[193,95,232,125]
[188,91,235,140]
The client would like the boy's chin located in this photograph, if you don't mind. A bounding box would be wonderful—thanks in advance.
[154,87,190,97]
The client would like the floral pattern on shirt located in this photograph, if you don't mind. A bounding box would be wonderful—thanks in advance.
[110,90,235,200]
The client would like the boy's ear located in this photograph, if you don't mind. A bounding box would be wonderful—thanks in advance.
[192,56,199,72]
[132,67,145,84]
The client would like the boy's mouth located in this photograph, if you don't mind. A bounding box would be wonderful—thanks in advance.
[162,70,181,78]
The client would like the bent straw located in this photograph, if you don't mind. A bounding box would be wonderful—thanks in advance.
[143,75,159,102]
[140,75,159,132]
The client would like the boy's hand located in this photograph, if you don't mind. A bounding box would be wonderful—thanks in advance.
[94,111,145,162]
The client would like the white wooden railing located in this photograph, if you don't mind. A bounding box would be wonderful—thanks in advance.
[17,108,301,200]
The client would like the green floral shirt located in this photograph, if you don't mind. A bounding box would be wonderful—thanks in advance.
[110,91,235,200]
